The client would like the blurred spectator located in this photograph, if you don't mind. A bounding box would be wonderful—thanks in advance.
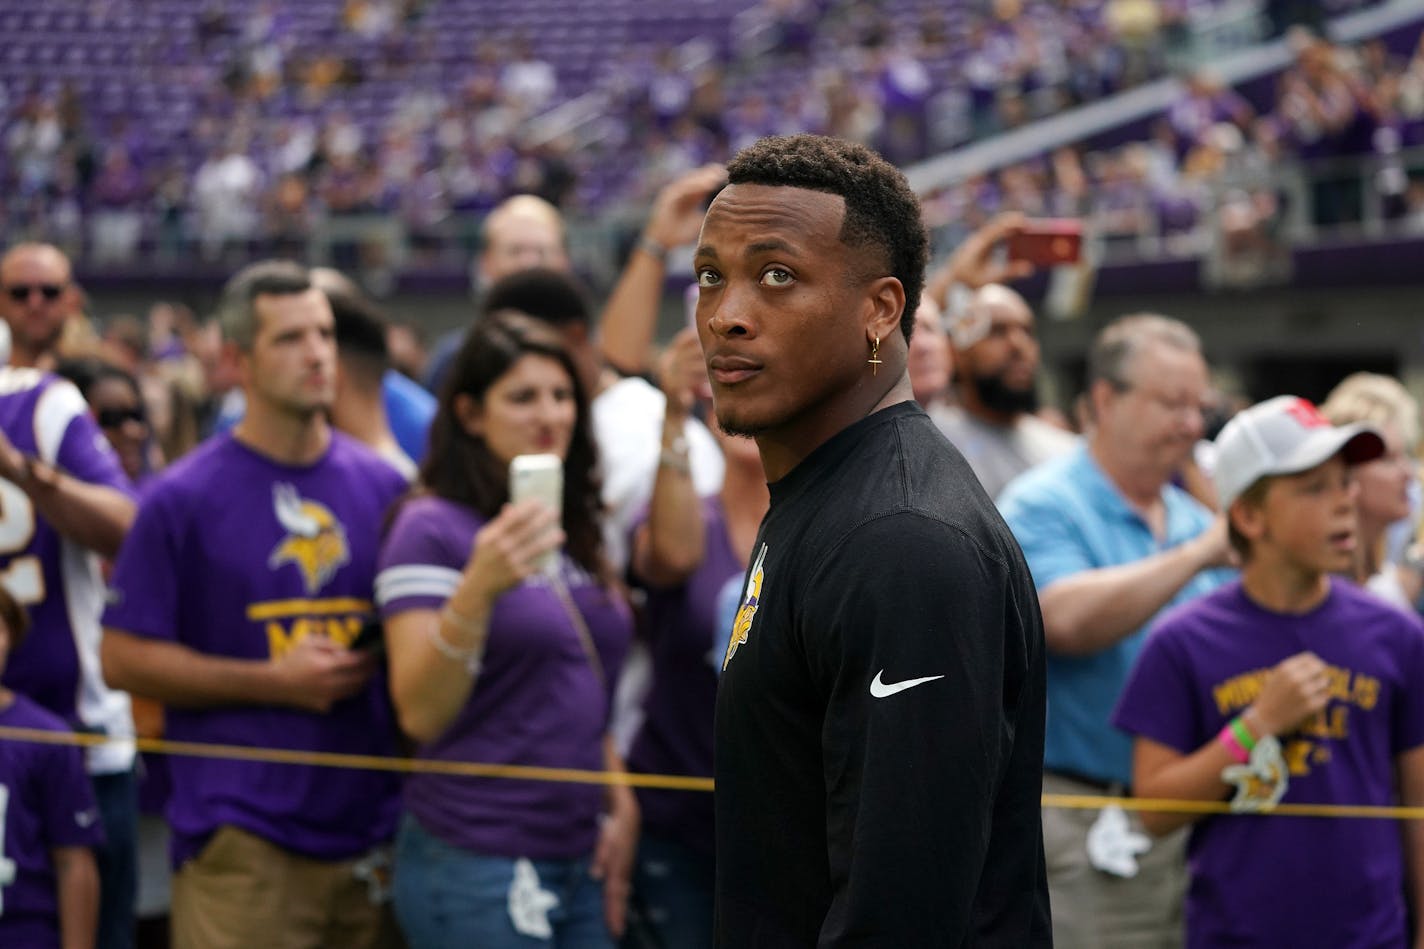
[0,243,83,371]
[57,358,162,484]
[999,314,1232,949]
[89,148,148,265]
[377,312,636,946]
[101,261,407,949]
[423,193,571,394]
[938,283,1077,501]
[0,585,105,949]
[0,325,139,949]
[1320,373,1424,608]
[907,296,953,413]
[1113,396,1421,949]
[192,144,263,261]
[316,278,418,479]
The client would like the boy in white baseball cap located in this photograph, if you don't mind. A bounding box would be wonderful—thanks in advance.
[1113,395,1424,948]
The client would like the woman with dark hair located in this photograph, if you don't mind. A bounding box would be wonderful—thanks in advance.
[57,357,159,483]
[375,311,637,949]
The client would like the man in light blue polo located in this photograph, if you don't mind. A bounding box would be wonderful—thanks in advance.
[999,314,1233,949]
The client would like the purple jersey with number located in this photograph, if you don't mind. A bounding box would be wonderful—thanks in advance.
[375,495,632,859]
[0,370,134,776]
[102,432,407,866]
[626,498,741,858]
[1113,580,1424,949]
[0,693,105,948]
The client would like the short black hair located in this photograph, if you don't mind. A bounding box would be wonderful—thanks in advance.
[725,134,928,342]
[55,357,141,404]
[326,287,390,376]
[480,267,592,330]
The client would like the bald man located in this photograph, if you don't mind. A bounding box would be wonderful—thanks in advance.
[0,243,82,369]
[424,195,573,393]
[472,194,570,287]
[934,283,1076,500]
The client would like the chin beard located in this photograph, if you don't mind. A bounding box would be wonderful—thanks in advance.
[713,408,768,440]
[972,373,1039,416]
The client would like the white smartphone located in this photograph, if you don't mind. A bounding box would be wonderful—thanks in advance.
[508,453,563,573]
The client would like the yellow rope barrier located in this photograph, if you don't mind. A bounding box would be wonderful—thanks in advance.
[8,726,1422,819]
[0,725,714,793]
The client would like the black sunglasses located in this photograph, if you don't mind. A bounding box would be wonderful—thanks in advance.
[5,283,65,303]
[96,407,146,429]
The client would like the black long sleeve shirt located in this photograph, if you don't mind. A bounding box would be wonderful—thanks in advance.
[714,401,1052,947]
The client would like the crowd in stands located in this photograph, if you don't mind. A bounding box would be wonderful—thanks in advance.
[0,155,1422,945]
[923,24,1424,262]
[1,0,1397,268]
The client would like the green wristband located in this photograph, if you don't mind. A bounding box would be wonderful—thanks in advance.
[1230,716,1257,753]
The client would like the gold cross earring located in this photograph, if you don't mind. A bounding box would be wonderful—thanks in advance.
[868,335,882,376]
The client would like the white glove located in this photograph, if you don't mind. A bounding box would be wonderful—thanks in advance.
[1086,803,1152,878]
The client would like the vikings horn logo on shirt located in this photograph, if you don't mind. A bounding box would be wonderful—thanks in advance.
[267,483,350,594]
[723,543,767,671]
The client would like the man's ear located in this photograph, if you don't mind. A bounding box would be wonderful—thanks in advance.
[453,392,484,439]
[221,340,248,389]
[864,276,907,345]
[1087,378,1117,425]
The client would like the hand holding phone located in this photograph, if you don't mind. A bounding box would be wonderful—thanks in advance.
[508,454,564,574]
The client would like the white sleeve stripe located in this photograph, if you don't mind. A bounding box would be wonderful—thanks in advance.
[374,566,462,606]
[376,565,463,587]
[375,576,460,598]
[34,379,89,465]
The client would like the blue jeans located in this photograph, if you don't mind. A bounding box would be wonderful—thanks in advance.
[94,768,138,949]
[624,833,712,949]
[393,815,612,949]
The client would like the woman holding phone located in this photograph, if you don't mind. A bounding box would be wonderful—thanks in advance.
[375,311,636,949]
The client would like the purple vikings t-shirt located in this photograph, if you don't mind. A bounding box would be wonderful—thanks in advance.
[1114,580,1424,949]
[102,432,407,866]
[375,495,632,860]
[626,498,741,858]
[0,694,105,948]
[0,370,135,776]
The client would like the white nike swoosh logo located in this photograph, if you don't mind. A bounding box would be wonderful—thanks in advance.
[869,670,945,698]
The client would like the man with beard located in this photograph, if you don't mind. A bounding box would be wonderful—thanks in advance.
[934,283,1076,500]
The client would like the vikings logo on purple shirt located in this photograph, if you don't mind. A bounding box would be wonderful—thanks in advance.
[267,483,350,595]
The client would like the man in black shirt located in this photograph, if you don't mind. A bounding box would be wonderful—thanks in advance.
[695,134,1051,947]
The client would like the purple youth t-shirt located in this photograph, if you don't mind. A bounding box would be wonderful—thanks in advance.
[102,433,408,866]
[626,498,742,858]
[1113,579,1424,949]
[0,694,105,949]
[376,495,633,860]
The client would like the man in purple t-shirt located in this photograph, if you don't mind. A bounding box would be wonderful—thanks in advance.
[1114,396,1424,948]
[101,262,406,949]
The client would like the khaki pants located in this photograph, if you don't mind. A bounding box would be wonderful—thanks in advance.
[1043,773,1188,949]
[172,825,403,949]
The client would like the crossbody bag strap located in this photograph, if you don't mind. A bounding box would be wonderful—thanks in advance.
[549,571,606,690]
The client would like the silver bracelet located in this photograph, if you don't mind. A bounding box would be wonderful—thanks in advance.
[429,608,485,674]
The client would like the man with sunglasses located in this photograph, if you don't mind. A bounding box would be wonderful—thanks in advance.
[0,243,80,370]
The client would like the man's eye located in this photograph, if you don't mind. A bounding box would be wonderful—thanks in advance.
[761,268,793,287]
[696,270,721,288]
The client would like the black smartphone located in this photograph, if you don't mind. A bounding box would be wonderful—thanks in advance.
[350,617,386,657]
